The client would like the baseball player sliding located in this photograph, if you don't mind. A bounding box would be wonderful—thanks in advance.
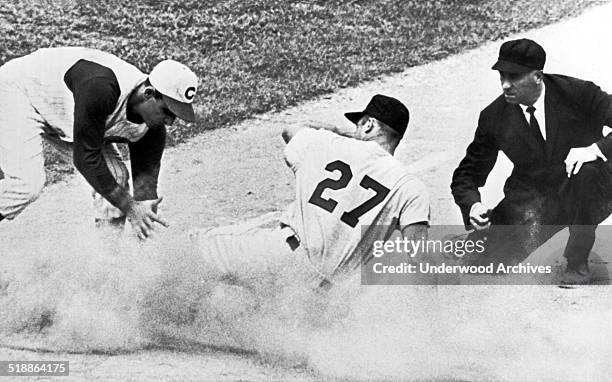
[191,95,430,287]
[0,47,198,239]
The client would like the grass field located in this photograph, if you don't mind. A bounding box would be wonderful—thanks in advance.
[0,0,605,182]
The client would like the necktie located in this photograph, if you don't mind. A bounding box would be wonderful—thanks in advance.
[526,106,542,139]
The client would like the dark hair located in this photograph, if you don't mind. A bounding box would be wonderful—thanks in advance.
[144,78,164,100]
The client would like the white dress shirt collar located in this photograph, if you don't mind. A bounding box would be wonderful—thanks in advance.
[520,82,546,140]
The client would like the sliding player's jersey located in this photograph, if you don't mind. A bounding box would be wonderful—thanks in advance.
[282,129,430,279]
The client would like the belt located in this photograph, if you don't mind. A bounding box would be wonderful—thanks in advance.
[279,224,333,290]
[280,224,300,251]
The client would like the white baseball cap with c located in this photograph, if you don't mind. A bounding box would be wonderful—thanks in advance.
[148,59,198,122]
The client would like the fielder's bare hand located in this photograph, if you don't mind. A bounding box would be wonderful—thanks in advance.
[564,144,607,177]
[469,202,491,231]
[126,197,169,240]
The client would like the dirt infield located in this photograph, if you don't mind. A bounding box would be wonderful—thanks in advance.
[2,3,612,381]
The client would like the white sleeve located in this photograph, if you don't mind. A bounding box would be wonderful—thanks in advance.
[284,129,331,171]
[398,179,431,228]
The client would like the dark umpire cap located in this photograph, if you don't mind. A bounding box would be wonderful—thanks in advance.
[491,38,546,73]
[344,94,409,135]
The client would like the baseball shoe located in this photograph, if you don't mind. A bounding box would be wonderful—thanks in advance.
[560,263,593,285]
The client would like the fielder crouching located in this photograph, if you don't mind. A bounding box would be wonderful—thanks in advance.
[0,47,199,239]
[190,95,431,288]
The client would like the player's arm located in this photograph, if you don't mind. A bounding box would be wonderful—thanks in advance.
[282,121,355,143]
[398,181,430,250]
[67,70,134,213]
[401,223,429,266]
[67,62,167,238]
[401,222,428,242]
[128,125,166,203]
[281,124,303,143]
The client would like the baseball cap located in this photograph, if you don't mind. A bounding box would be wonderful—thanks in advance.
[491,38,546,73]
[148,59,198,122]
[344,94,410,135]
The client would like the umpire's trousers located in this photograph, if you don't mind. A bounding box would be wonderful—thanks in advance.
[471,161,612,267]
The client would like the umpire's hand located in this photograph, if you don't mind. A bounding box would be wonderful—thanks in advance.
[126,197,169,240]
[564,143,607,178]
[469,202,491,231]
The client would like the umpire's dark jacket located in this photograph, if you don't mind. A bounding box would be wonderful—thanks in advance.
[451,74,612,228]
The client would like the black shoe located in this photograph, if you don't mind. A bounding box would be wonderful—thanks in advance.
[561,263,593,285]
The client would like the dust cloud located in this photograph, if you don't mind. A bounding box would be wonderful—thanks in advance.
[1,224,611,381]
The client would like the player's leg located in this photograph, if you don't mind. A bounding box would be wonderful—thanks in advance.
[92,143,130,231]
[190,225,287,278]
[190,222,329,291]
[0,84,46,221]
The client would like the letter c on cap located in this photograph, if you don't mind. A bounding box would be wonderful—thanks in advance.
[185,87,196,101]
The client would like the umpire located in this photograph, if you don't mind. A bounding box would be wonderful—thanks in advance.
[451,38,612,284]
